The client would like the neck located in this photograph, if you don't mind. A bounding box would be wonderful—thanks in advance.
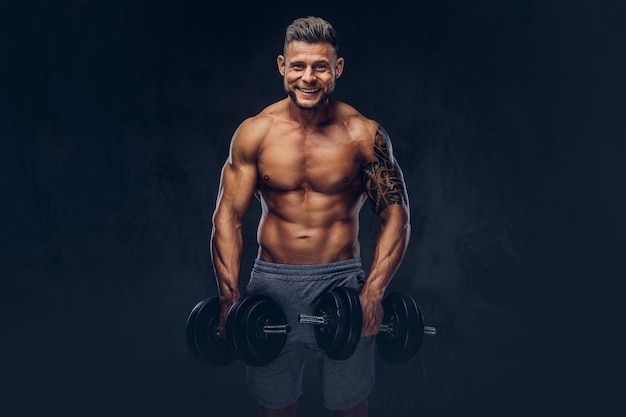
[286,97,333,128]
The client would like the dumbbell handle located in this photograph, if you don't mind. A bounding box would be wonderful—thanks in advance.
[262,324,291,335]
[299,314,437,336]
[216,322,291,337]
[298,314,327,326]
[379,323,437,335]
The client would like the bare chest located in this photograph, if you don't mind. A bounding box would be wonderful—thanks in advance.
[257,130,362,193]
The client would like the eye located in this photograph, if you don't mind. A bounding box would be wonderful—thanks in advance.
[314,64,328,71]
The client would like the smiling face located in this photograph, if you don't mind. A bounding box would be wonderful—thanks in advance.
[277,41,344,110]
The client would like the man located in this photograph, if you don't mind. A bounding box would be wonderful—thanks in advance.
[211,16,410,417]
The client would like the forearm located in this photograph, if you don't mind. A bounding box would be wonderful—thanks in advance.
[361,204,410,301]
[211,219,244,304]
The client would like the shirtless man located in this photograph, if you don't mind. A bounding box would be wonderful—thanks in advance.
[211,17,410,417]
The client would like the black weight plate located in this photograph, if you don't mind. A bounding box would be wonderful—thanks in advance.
[329,286,362,360]
[226,295,288,367]
[186,297,235,366]
[376,292,423,363]
[225,295,264,360]
[225,295,268,360]
[315,287,362,360]
[186,299,204,359]
[314,289,343,352]
[224,295,248,359]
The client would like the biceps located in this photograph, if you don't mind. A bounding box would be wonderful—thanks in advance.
[214,162,257,222]
[361,127,407,214]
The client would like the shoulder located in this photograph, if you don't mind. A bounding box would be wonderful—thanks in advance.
[233,111,273,143]
[333,101,386,160]
[330,101,375,135]
[234,99,292,139]
[230,102,285,160]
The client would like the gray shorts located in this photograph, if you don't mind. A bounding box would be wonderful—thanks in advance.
[243,258,376,411]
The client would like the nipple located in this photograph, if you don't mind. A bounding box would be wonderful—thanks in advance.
[263,175,270,181]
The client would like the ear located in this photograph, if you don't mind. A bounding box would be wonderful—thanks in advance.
[334,57,345,79]
[277,55,286,76]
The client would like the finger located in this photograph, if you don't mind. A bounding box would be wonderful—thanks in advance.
[362,316,378,337]
[218,309,229,337]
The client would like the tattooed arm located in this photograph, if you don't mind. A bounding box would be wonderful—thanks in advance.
[360,125,411,337]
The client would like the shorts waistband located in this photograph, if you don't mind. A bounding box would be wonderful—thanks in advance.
[252,258,363,281]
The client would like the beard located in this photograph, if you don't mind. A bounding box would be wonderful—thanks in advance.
[286,88,332,111]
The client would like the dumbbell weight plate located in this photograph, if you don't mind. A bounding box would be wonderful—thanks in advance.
[225,295,288,367]
[376,292,424,363]
[186,299,204,359]
[186,297,235,366]
[314,286,362,360]
[223,296,246,358]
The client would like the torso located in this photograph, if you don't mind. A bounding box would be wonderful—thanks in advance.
[251,99,377,264]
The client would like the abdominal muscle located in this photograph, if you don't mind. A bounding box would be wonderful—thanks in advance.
[256,189,365,265]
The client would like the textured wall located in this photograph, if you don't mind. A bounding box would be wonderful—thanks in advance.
[2,1,624,416]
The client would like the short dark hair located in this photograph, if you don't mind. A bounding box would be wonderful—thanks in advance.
[284,16,338,57]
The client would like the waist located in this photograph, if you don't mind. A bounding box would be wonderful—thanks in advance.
[252,257,363,281]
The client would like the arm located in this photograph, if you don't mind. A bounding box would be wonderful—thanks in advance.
[211,120,260,333]
[360,125,411,336]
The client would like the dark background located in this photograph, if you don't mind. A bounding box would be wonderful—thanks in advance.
[2,0,624,416]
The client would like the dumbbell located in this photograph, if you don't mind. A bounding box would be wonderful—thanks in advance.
[186,294,290,367]
[298,287,436,363]
[187,287,436,365]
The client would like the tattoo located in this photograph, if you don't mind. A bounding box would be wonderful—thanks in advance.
[361,126,407,214]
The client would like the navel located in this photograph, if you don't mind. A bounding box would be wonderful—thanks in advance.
[342,177,349,182]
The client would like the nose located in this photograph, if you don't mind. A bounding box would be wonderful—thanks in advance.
[302,66,316,83]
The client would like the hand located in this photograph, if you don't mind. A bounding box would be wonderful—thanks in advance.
[359,293,384,337]
[218,296,239,338]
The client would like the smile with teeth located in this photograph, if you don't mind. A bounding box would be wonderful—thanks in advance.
[298,87,321,94]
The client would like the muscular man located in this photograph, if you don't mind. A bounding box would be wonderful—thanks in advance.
[211,16,410,417]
